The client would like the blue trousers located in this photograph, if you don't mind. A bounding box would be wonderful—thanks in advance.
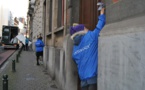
[81,76,97,90]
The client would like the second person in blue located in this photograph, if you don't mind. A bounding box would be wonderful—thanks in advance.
[35,36,44,65]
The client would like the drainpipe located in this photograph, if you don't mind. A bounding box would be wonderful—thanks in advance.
[67,0,72,34]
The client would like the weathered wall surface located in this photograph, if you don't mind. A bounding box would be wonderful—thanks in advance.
[98,14,145,90]
[105,0,145,23]
[32,0,43,50]
[99,3,145,89]
[44,35,78,90]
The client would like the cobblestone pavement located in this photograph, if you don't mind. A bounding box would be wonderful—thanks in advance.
[0,51,61,90]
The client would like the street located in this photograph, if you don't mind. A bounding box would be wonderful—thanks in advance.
[0,46,5,54]
[0,46,15,67]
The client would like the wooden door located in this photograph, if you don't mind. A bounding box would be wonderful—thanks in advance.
[79,0,102,30]
[78,1,103,90]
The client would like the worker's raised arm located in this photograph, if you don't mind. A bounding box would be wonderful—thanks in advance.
[96,8,105,31]
[90,8,106,39]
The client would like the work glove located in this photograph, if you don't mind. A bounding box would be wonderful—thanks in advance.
[97,2,105,11]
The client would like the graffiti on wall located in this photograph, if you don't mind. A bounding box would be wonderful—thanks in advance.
[112,0,119,3]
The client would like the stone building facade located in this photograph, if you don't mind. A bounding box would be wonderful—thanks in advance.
[98,0,145,90]
[28,0,79,90]
[28,0,145,90]
[28,0,44,50]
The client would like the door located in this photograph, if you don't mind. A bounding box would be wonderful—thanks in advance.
[78,0,102,89]
[79,0,102,30]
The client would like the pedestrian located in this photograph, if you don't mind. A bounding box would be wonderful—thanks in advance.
[35,36,44,65]
[28,39,33,51]
[25,37,29,51]
[20,41,24,50]
[70,7,106,90]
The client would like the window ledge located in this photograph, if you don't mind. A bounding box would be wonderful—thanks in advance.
[54,26,64,34]
[47,32,52,37]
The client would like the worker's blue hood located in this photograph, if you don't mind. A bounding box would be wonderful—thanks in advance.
[71,31,87,45]
[73,35,84,45]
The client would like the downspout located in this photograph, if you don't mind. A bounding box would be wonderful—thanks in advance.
[67,0,73,34]
[63,0,67,36]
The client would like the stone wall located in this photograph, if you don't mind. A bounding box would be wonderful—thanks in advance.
[44,35,78,90]
[32,0,43,50]
[98,3,145,89]
[43,0,79,89]
[98,13,145,90]
[105,0,145,23]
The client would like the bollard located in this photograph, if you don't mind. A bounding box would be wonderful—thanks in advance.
[19,49,21,56]
[18,51,20,57]
[12,60,16,72]
[18,52,20,57]
[20,47,22,52]
[16,54,19,63]
[18,50,21,57]
[2,74,8,90]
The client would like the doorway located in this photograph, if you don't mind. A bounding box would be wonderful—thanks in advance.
[78,0,103,90]
[79,0,102,30]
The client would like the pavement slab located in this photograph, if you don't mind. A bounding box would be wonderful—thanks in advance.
[0,51,61,90]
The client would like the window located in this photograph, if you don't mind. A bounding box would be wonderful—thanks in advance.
[3,36,9,39]
[49,0,53,32]
[4,29,9,32]
[57,0,64,28]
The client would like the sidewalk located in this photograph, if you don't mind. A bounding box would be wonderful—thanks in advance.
[0,51,61,90]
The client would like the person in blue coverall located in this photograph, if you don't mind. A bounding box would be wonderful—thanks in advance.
[70,7,106,90]
[25,37,29,51]
[35,36,44,65]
